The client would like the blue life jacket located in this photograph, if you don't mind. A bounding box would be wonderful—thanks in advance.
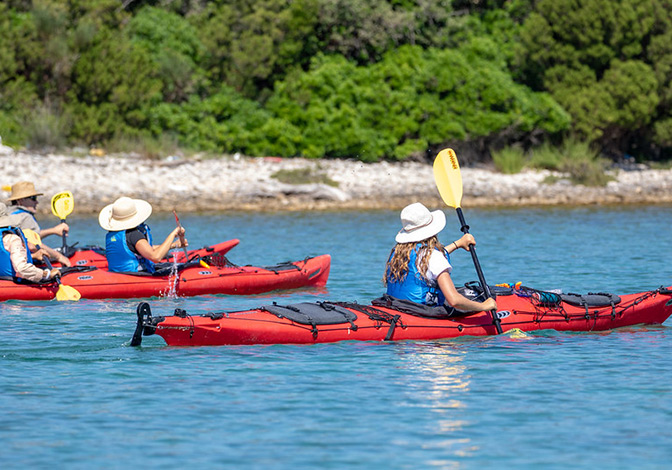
[0,226,34,279]
[105,223,155,273]
[386,245,448,306]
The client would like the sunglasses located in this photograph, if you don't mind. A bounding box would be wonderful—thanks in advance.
[27,196,38,202]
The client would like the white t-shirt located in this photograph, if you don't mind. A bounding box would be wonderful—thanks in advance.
[422,248,452,282]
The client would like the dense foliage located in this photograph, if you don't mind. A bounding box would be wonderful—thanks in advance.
[1,0,670,162]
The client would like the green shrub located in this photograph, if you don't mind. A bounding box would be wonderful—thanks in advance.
[107,133,180,159]
[24,106,69,150]
[528,142,563,170]
[535,138,614,187]
[492,146,526,173]
[271,168,338,186]
[561,158,614,187]
[265,45,569,161]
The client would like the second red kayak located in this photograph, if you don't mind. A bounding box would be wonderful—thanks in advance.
[0,253,330,301]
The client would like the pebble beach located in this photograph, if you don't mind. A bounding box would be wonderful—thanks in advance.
[3,146,672,214]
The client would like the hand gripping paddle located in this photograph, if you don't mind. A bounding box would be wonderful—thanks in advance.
[22,229,81,301]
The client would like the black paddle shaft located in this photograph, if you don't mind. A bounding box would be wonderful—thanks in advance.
[36,245,62,286]
[455,208,503,334]
[60,218,67,253]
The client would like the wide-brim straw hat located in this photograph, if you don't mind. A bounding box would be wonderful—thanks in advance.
[395,202,446,244]
[98,197,152,231]
[7,181,43,201]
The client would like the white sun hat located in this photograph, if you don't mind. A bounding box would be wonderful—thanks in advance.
[395,202,446,244]
[98,196,152,231]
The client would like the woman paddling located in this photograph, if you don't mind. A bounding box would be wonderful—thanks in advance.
[98,197,188,273]
[384,202,496,313]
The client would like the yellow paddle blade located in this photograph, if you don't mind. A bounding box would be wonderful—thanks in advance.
[22,228,41,245]
[432,148,463,209]
[51,191,74,220]
[199,259,211,269]
[56,284,81,301]
[506,328,531,339]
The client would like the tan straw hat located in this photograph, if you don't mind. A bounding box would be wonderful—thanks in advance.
[7,181,43,201]
[395,202,446,244]
[98,197,152,231]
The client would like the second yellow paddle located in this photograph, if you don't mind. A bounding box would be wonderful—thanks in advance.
[51,191,74,254]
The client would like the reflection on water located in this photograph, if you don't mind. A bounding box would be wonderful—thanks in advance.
[398,342,475,461]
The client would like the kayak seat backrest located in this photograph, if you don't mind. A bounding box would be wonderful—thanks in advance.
[262,302,357,326]
[371,294,465,319]
[458,281,514,302]
[560,292,622,307]
[60,266,97,276]
[258,261,301,273]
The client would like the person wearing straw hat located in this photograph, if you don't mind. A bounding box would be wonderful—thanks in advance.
[384,202,496,313]
[98,196,187,273]
[0,203,61,282]
[7,181,70,239]
[6,181,71,267]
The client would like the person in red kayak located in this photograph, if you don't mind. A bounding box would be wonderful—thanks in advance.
[384,202,496,313]
[5,181,71,267]
[0,204,61,282]
[98,196,188,273]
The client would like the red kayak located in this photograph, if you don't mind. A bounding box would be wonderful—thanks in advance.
[60,239,240,268]
[0,253,330,301]
[131,285,672,346]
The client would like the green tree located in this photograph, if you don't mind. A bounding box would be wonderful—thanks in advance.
[66,28,162,143]
[128,6,205,103]
[516,0,672,158]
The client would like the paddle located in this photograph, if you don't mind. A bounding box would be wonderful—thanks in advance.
[171,210,210,269]
[433,148,502,334]
[51,191,74,254]
[172,209,190,260]
[22,229,81,301]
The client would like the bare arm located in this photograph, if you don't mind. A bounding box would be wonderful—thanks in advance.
[437,271,497,312]
[134,227,187,263]
[446,233,476,254]
[40,243,71,267]
[39,222,69,239]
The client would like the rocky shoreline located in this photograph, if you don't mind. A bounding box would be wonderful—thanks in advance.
[2,149,672,214]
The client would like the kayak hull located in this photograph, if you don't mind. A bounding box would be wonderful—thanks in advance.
[136,287,672,346]
[0,254,330,301]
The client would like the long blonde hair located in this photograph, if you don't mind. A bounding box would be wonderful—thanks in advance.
[384,236,444,285]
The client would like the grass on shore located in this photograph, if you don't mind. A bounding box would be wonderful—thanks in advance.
[492,139,615,187]
[271,167,339,186]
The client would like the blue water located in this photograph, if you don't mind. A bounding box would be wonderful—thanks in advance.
[2,206,671,469]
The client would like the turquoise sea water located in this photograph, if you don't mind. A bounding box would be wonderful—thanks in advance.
[2,206,671,469]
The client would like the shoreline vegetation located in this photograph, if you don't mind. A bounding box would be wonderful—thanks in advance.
[3,1,672,170]
[3,146,672,214]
